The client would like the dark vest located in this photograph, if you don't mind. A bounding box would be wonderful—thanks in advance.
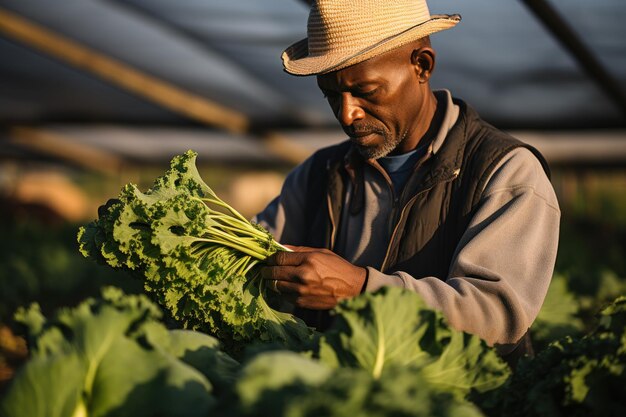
[302,99,549,365]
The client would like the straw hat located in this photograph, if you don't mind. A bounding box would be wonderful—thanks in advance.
[282,0,461,76]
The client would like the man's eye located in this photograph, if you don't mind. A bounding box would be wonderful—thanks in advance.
[356,88,378,98]
[322,91,338,99]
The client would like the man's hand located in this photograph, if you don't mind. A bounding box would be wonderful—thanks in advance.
[261,246,367,310]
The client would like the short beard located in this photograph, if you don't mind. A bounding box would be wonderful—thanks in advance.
[354,130,404,160]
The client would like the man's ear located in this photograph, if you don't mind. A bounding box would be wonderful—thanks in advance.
[410,47,436,83]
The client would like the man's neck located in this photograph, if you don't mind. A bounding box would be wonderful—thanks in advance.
[392,90,441,155]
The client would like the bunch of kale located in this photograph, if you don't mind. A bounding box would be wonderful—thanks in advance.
[77,150,311,350]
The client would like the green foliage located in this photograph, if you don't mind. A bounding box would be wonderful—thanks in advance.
[284,366,487,417]
[221,351,331,416]
[154,329,240,395]
[532,274,585,350]
[1,287,503,417]
[0,352,86,417]
[551,183,626,337]
[484,296,626,417]
[556,218,626,315]
[0,287,235,417]
[77,150,312,350]
[5,284,624,417]
[218,351,486,417]
[316,287,510,397]
[0,220,140,323]
[5,161,625,416]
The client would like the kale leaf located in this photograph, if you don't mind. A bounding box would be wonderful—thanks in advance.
[316,287,510,397]
[0,287,228,417]
[217,351,486,417]
[77,151,313,351]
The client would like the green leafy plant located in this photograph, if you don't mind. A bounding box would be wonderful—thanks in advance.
[316,287,510,398]
[485,296,626,417]
[77,151,312,350]
[0,220,140,323]
[217,351,486,417]
[531,274,585,350]
[0,287,235,417]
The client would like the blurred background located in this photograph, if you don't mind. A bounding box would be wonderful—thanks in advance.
[0,0,625,385]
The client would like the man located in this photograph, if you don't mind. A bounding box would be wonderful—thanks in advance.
[256,0,560,362]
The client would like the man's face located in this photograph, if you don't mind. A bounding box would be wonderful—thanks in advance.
[316,46,430,159]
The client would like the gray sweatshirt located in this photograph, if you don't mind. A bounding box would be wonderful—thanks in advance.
[255,90,560,353]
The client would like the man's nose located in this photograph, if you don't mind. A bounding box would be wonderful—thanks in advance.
[338,94,365,126]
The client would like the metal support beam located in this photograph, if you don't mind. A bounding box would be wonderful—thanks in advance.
[521,0,626,118]
[0,7,249,134]
[7,126,125,175]
[106,0,296,121]
[0,6,332,167]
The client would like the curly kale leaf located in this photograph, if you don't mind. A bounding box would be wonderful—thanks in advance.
[78,150,313,350]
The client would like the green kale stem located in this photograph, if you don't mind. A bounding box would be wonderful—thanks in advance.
[190,195,291,256]
[194,236,266,260]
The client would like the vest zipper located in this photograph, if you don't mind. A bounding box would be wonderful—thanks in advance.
[327,190,337,251]
[380,169,460,272]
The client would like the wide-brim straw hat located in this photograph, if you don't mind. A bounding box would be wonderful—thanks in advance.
[282,0,461,76]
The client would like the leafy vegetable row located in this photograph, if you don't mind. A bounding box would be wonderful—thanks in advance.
[3,287,624,417]
[1,286,508,417]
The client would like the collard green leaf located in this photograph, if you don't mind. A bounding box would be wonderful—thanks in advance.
[318,287,431,378]
[90,335,213,417]
[218,357,486,417]
[217,351,332,417]
[420,329,509,394]
[2,288,216,417]
[285,366,487,417]
[143,327,240,393]
[235,352,331,406]
[0,352,86,417]
[318,287,509,396]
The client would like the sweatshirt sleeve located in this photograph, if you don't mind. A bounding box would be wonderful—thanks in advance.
[252,156,314,246]
[364,147,561,353]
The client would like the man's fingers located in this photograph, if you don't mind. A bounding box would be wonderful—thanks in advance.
[280,288,338,310]
[267,246,332,266]
[260,265,303,283]
[283,245,318,252]
[268,280,333,309]
[266,250,307,266]
[272,279,301,296]
[283,245,336,256]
